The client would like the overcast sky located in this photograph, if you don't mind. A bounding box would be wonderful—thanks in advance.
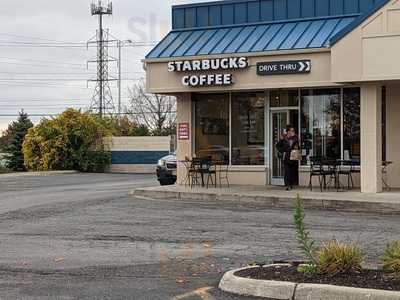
[0,0,213,131]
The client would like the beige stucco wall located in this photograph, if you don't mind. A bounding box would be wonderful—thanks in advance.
[146,50,333,94]
[107,136,171,152]
[227,167,267,186]
[105,136,171,174]
[332,0,400,82]
[386,83,400,188]
[176,93,193,184]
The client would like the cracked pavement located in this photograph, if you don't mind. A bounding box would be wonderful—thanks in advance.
[0,173,398,299]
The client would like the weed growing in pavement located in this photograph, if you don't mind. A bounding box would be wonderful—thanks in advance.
[294,195,365,278]
[293,195,318,276]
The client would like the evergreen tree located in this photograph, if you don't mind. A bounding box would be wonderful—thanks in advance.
[5,111,33,171]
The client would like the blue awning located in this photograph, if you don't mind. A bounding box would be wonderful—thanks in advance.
[146,15,356,59]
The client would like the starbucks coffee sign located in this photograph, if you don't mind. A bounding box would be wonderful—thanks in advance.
[167,57,249,87]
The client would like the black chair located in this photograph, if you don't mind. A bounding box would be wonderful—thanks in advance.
[322,159,338,190]
[216,159,230,188]
[190,156,215,188]
[203,157,217,188]
[336,160,356,190]
[309,156,324,192]
[189,158,203,188]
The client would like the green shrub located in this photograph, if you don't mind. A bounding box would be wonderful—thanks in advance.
[79,150,111,173]
[316,240,363,277]
[382,241,400,279]
[23,109,111,172]
[293,196,318,276]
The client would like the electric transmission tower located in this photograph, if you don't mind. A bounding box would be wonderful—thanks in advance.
[87,0,118,118]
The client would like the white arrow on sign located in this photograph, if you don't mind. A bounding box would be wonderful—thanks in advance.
[298,61,311,72]
[305,61,311,71]
[298,61,306,72]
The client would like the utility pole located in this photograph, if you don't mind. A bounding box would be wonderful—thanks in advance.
[87,0,118,118]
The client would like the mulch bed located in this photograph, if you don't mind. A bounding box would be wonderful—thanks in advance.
[235,264,400,292]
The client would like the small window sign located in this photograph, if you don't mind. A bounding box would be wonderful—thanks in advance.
[178,123,190,140]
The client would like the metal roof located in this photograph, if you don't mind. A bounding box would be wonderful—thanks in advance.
[146,0,390,59]
[171,0,383,30]
[147,15,356,59]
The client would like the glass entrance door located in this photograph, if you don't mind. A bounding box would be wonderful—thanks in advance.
[271,111,287,185]
[270,109,299,186]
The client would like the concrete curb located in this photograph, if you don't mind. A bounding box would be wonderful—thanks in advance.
[219,265,296,300]
[0,170,78,178]
[131,188,400,214]
[219,266,400,300]
[295,283,400,300]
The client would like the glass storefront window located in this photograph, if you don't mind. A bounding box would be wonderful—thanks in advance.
[231,92,265,165]
[193,88,366,167]
[301,89,341,164]
[270,90,299,107]
[343,88,360,161]
[193,93,229,162]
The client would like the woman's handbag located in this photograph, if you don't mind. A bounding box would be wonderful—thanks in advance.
[290,149,302,161]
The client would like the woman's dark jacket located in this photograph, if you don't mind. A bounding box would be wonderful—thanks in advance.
[276,136,299,163]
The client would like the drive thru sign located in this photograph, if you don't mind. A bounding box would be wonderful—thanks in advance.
[257,60,311,75]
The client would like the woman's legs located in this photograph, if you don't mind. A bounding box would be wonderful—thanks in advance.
[283,161,291,190]
[289,162,299,188]
[285,162,297,189]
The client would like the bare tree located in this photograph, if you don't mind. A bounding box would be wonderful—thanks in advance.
[127,80,176,136]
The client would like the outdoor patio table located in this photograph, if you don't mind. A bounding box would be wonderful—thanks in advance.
[335,160,359,191]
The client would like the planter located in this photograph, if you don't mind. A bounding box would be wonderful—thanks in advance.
[219,264,400,300]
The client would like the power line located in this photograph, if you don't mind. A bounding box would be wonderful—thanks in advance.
[0,33,159,47]
[0,71,144,75]
[0,61,89,69]
[0,33,80,44]
[0,43,156,49]
[0,56,86,67]
[0,82,90,89]
[0,111,177,117]
[1,105,88,108]
[0,97,131,102]
[0,78,143,81]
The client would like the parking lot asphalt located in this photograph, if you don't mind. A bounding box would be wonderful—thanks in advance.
[0,173,398,299]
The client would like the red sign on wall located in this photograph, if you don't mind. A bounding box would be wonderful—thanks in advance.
[178,123,190,140]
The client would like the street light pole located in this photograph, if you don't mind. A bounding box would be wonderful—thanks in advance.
[118,40,122,116]
[118,39,133,117]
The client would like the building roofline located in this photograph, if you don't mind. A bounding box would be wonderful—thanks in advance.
[145,47,330,63]
[168,13,359,33]
[172,0,255,10]
[329,0,390,45]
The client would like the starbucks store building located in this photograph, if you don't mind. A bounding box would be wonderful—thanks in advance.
[145,0,400,193]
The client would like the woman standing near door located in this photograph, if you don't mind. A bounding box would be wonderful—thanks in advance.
[276,125,300,191]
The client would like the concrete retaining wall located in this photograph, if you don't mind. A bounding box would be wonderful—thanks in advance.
[105,136,171,174]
